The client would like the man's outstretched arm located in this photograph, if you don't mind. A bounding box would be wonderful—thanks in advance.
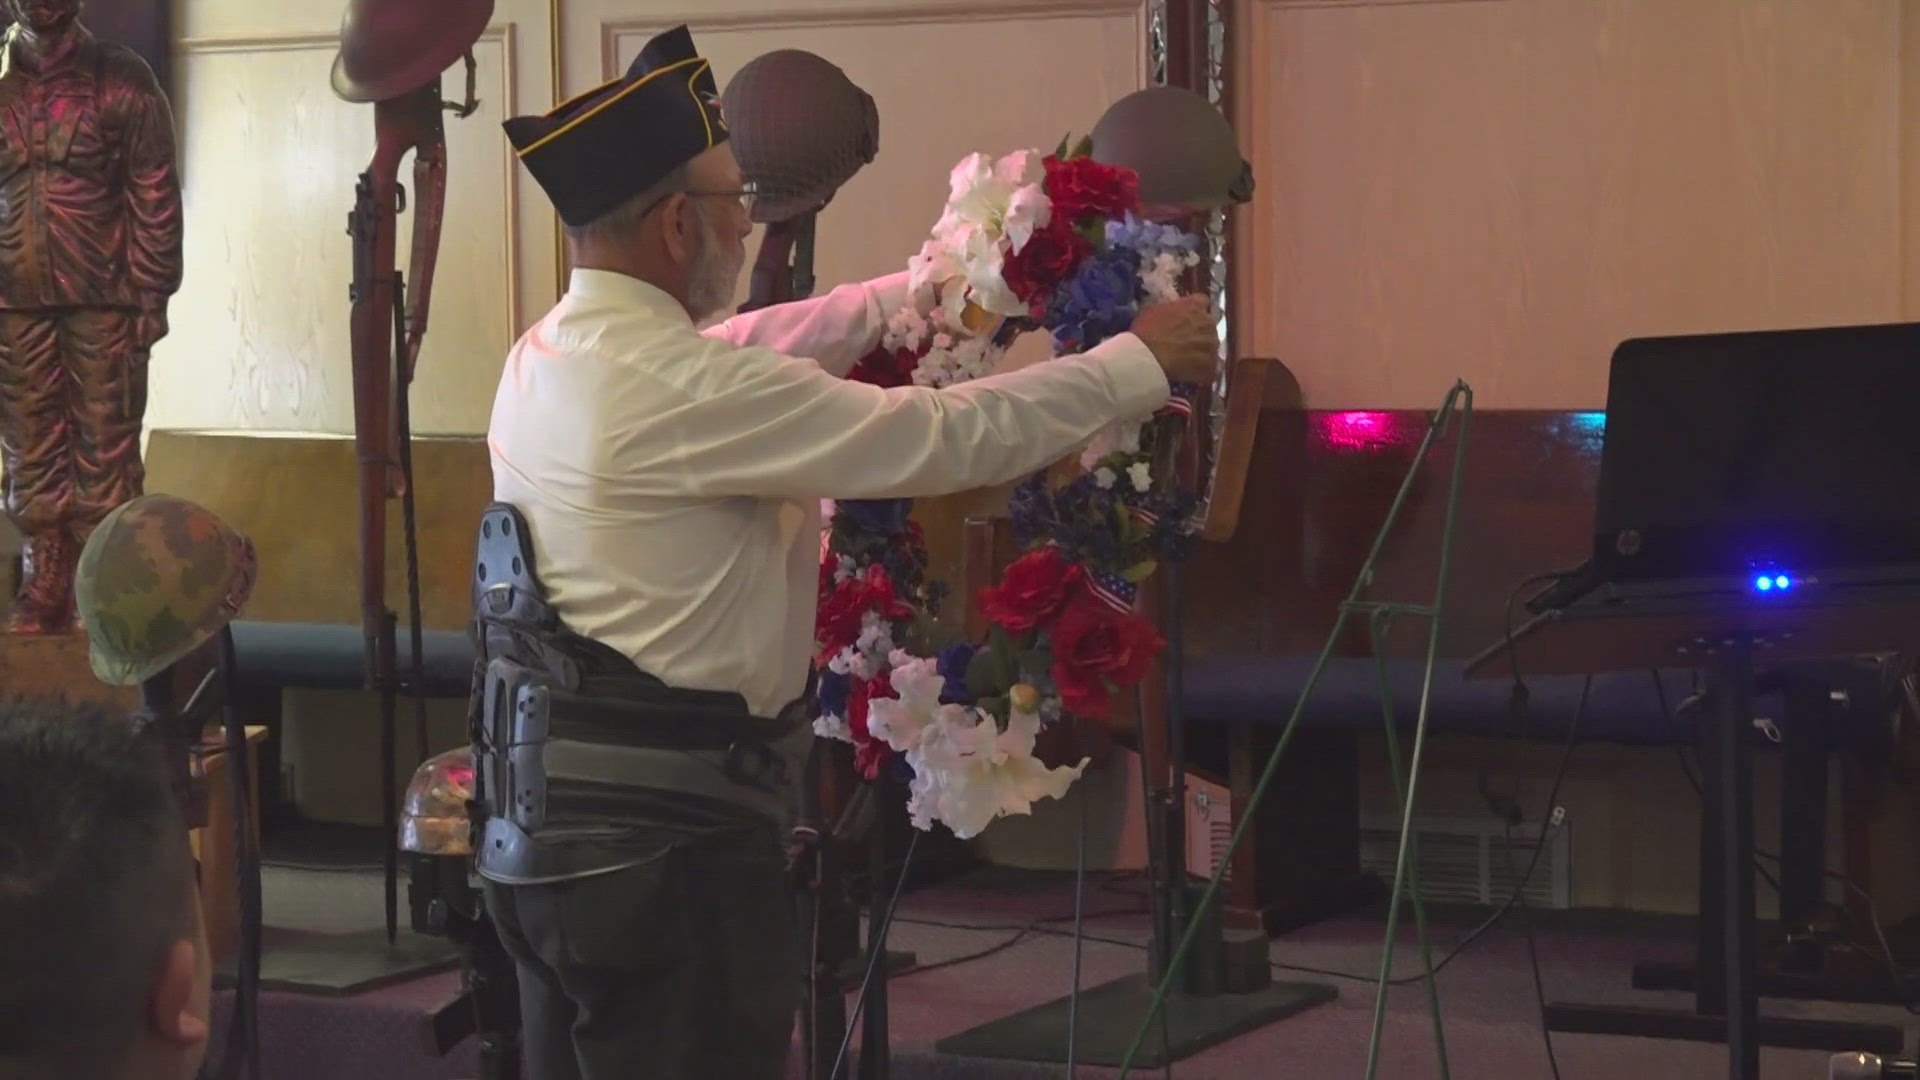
[653,298,1220,501]
[702,271,911,377]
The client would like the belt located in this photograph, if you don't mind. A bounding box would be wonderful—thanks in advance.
[539,684,801,790]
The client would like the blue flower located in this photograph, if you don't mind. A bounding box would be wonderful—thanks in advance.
[818,669,850,717]
[1106,214,1201,262]
[937,642,977,704]
[1009,473,1055,548]
[1043,245,1142,354]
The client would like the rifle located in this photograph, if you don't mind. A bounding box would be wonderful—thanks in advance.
[738,212,817,315]
[745,215,907,1080]
[345,57,478,944]
[743,214,854,1080]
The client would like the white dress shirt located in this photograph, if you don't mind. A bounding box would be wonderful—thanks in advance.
[487,268,1169,717]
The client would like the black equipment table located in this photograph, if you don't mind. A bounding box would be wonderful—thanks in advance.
[1466,584,1920,1079]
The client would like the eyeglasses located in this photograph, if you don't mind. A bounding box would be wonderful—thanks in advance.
[632,180,758,224]
[683,180,758,215]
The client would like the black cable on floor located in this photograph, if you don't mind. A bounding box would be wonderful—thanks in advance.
[890,670,1586,999]
[1506,822,1564,1080]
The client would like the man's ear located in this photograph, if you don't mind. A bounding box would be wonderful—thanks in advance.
[658,193,696,264]
[148,940,210,1049]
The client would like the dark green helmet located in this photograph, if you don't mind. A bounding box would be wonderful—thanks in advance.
[1090,87,1255,212]
[74,495,258,686]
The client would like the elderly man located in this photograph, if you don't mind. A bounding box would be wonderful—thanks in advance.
[485,25,1219,1080]
[0,702,211,1080]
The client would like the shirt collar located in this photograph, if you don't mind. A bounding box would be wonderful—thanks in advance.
[567,268,693,325]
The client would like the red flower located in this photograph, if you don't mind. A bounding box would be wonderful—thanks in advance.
[1048,588,1164,720]
[977,545,1084,633]
[1002,216,1092,311]
[815,564,912,661]
[848,345,920,389]
[848,668,896,779]
[1043,155,1141,224]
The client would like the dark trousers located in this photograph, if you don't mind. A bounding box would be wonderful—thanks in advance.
[482,823,800,1080]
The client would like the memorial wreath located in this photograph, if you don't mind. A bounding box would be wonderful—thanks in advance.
[811,138,1207,839]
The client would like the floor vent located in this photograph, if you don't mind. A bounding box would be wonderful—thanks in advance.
[1358,811,1571,909]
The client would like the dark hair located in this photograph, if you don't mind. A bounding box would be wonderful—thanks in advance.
[0,698,195,1077]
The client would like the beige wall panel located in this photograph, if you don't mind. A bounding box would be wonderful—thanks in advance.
[150,29,521,436]
[1237,0,1901,408]
[561,1,1148,303]
[176,0,344,40]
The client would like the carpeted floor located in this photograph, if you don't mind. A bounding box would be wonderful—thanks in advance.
[211,865,1916,1079]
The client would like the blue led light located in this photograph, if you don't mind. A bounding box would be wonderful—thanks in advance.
[1775,575,1791,590]
[1756,576,1774,591]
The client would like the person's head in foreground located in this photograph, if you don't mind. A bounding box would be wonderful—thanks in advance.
[506,24,753,324]
[0,701,210,1080]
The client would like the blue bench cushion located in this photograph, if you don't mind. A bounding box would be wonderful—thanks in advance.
[230,621,474,698]
[1180,656,1892,747]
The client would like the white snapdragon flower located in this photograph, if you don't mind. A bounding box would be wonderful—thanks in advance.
[856,610,892,658]
[847,650,876,681]
[1079,418,1147,470]
[1093,467,1117,490]
[884,304,931,353]
[1128,462,1152,492]
[1138,251,1200,304]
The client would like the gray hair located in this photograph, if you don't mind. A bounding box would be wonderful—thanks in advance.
[564,163,693,244]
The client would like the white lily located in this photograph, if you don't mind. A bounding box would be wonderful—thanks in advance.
[905,706,1087,840]
[913,150,1052,322]
[865,651,947,754]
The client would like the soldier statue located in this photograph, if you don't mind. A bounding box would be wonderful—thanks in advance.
[0,0,182,633]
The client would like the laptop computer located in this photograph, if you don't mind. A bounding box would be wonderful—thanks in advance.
[1530,321,1920,613]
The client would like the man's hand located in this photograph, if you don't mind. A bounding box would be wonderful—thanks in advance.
[1129,296,1219,385]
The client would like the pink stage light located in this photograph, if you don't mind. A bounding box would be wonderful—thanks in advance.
[1314,410,1414,450]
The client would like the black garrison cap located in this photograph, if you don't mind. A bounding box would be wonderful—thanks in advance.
[504,25,729,228]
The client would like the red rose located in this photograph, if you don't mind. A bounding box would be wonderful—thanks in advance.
[848,345,920,389]
[978,546,1084,632]
[849,668,896,779]
[1002,216,1092,310]
[1048,589,1164,720]
[815,565,912,661]
[1044,155,1141,224]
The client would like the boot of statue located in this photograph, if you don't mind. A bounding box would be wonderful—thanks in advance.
[5,531,76,634]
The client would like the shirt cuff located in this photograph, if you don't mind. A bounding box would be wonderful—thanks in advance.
[864,270,912,324]
[1085,331,1171,414]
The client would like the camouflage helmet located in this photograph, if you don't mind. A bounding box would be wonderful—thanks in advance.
[74,495,258,686]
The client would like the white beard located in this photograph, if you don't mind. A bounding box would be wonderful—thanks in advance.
[684,203,743,323]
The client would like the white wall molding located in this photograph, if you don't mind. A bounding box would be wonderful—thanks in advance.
[599,0,1147,79]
